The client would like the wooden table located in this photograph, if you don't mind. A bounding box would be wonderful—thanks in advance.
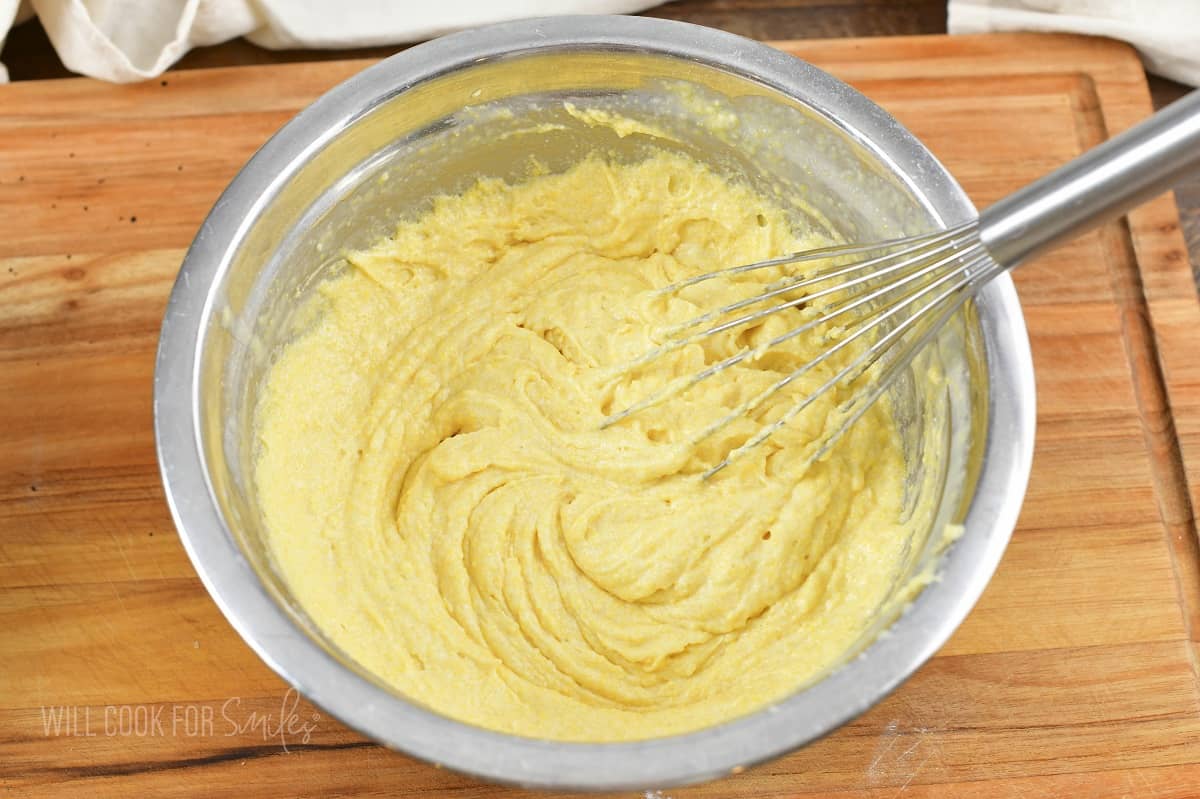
[3,8,1200,799]
[3,0,1198,283]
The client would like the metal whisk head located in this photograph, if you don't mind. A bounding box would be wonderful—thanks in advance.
[601,221,1005,478]
[599,86,1200,477]
[593,85,1200,477]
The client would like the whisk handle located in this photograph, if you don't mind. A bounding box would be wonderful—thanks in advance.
[979,89,1200,269]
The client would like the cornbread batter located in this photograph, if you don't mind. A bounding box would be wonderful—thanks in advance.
[255,151,914,741]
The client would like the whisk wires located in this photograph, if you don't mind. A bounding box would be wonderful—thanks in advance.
[600,221,996,477]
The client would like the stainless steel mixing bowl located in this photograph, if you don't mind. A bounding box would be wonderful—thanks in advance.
[154,15,1035,790]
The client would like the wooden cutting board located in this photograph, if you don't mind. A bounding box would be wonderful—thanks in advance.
[2,32,1199,798]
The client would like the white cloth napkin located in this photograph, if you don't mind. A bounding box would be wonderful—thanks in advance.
[0,0,665,83]
[949,0,1200,86]
[6,1,1197,86]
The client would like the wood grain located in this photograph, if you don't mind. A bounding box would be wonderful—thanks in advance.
[1,33,1199,797]
[6,0,1197,284]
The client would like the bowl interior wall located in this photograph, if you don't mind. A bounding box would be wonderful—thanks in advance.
[196,48,988,710]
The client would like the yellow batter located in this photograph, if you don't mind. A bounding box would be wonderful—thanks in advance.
[255,151,914,741]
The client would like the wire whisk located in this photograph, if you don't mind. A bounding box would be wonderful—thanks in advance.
[602,89,1200,477]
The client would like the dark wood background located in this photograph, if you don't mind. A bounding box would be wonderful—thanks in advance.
[2,0,1196,285]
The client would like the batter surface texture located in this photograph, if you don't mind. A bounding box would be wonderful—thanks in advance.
[255,152,912,741]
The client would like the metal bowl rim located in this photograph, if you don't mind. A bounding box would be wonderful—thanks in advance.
[153,14,1036,791]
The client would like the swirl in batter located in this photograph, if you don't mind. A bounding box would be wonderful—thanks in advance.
[255,152,913,741]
